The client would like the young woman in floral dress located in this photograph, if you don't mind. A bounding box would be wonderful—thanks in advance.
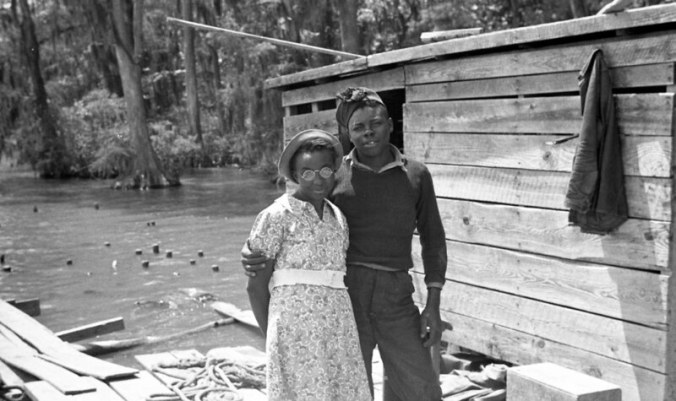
[246,129,372,401]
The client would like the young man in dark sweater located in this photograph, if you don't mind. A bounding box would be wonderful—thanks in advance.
[243,87,447,401]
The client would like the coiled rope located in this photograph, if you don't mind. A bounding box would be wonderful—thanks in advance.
[147,356,266,401]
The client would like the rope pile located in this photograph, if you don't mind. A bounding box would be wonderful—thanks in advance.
[147,356,266,401]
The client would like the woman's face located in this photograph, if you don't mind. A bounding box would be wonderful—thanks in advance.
[292,149,336,205]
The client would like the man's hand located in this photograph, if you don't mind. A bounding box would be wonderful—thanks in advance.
[419,287,444,347]
[241,242,268,277]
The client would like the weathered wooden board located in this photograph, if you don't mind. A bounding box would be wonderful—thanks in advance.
[0,326,95,395]
[406,63,676,102]
[55,317,125,343]
[405,132,671,178]
[265,57,368,90]
[433,280,664,371]
[0,299,137,380]
[23,381,70,401]
[404,31,676,84]
[107,371,169,401]
[404,94,674,136]
[429,164,670,221]
[437,198,669,272]
[507,363,621,401]
[369,3,676,69]
[282,67,404,107]
[6,298,41,317]
[211,302,260,329]
[0,357,24,388]
[24,378,127,401]
[411,241,668,329]
[434,309,663,401]
[411,276,665,401]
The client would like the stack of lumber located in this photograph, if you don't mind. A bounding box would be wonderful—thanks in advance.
[0,299,169,401]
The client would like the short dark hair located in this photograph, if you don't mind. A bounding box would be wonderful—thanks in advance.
[289,138,338,183]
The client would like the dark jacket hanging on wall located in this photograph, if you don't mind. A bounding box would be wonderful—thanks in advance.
[564,49,628,234]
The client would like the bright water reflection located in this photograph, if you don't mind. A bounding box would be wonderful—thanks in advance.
[0,167,282,367]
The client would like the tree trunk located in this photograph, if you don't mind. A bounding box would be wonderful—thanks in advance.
[111,0,178,188]
[182,0,204,161]
[333,0,361,55]
[17,0,70,178]
[569,0,590,17]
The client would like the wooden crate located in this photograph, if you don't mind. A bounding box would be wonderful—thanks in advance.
[265,4,676,401]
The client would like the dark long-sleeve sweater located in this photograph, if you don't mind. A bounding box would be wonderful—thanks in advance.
[330,147,447,286]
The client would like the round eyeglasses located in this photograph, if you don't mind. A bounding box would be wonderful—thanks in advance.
[298,166,335,181]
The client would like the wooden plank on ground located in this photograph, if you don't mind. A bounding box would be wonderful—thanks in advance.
[7,298,41,317]
[429,164,670,221]
[0,358,24,388]
[507,363,621,401]
[405,132,671,178]
[282,67,404,107]
[406,63,676,102]
[403,31,676,84]
[369,3,676,68]
[24,378,126,401]
[426,309,664,401]
[0,299,137,381]
[404,94,674,136]
[107,371,169,401]
[55,317,125,343]
[437,198,669,272]
[23,381,70,401]
[411,240,668,329]
[211,302,260,329]
[0,326,95,395]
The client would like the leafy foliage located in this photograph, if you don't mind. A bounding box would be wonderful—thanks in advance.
[1,0,673,181]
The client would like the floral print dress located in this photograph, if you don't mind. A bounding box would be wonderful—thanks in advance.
[248,194,371,401]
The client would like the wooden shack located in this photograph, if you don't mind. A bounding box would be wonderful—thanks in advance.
[264,4,676,401]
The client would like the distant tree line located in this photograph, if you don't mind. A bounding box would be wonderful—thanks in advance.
[0,0,669,187]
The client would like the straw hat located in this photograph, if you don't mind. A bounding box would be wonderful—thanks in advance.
[278,129,343,183]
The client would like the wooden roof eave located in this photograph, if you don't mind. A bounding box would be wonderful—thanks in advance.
[264,2,676,91]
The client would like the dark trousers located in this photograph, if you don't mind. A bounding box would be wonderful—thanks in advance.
[346,265,441,401]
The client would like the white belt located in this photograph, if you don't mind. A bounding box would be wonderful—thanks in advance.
[270,269,346,290]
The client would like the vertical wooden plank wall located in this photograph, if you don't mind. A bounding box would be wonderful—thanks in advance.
[407,29,676,401]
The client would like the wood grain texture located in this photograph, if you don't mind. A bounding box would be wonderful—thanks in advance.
[437,198,669,272]
[412,275,665,401]
[429,164,670,221]
[406,63,675,102]
[405,132,671,177]
[411,240,668,328]
[0,299,137,380]
[404,94,674,136]
[404,32,676,84]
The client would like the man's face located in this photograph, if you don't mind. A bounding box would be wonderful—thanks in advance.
[348,105,393,159]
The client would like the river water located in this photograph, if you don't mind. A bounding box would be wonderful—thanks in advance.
[0,167,283,367]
